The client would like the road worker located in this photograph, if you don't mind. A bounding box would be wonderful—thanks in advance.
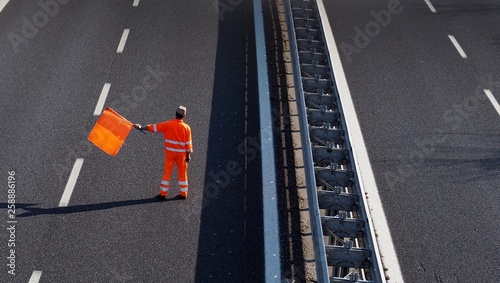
[133,106,192,199]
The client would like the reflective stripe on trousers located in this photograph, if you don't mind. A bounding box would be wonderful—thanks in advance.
[178,180,188,192]
[165,147,190,153]
[160,180,169,193]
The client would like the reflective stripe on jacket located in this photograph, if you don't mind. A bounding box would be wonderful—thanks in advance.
[147,119,192,153]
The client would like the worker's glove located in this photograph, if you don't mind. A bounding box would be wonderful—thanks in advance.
[134,124,147,135]
[185,155,191,162]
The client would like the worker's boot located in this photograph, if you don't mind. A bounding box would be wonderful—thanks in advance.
[179,191,188,199]
[159,190,169,199]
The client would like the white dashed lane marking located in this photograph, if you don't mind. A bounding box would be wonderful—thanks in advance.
[0,0,10,12]
[93,83,111,116]
[28,270,42,283]
[448,35,467,58]
[59,158,84,207]
[424,0,437,13]
[116,29,130,54]
[484,89,500,116]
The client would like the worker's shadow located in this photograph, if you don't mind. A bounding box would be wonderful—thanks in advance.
[1,195,182,218]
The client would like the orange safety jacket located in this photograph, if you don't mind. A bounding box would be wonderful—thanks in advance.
[146,119,192,153]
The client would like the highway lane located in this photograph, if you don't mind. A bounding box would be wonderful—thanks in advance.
[428,0,500,98]
[1,1,132,281]
[322,0,500,282]
[1,0,265,282]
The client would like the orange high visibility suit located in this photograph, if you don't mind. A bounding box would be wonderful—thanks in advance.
[146,118,192,197]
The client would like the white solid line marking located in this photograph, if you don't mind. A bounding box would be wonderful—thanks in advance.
[28,271,43,283]
[424,0,437,13]
[59,158,84,207]
[448,35,467,58]
[133,0,140,7]
[317,0,405,282]
[94,83,111,116]
[484,89,500,116]
[254,0,281,281]
[0,0,10,12]
[116,29,130,53]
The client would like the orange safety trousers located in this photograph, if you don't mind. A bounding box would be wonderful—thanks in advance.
[159,152,188,197]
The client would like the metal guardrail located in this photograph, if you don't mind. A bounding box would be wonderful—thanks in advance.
[284,0,385,281]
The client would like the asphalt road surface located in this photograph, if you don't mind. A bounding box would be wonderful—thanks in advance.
[0,0,266,282]
[323,0,500,282]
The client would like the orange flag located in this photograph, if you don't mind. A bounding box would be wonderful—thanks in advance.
[88,107,133,156]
